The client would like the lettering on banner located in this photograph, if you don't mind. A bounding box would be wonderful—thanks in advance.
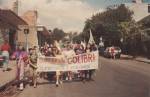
[67,53,96,64]
[37,51,99,71]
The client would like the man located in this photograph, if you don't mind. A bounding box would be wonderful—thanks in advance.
[110,46,115,59]
[29,48,38,88]
[89,43,97,81]
[1,40,11,71]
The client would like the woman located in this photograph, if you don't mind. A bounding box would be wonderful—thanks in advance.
[12,46,28,90]
[52,44,63,87]
[89,43,97,81]
[84,44,91,81]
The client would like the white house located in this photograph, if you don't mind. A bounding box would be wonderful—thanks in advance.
[125,0,150,21]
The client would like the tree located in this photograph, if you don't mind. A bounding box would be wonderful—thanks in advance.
[138,15,150,58]
[52,28,66,41]
[82,4,133,47]
[118,20,141,56]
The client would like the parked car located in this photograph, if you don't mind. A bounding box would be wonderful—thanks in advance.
[104,47,121,59]
[98,47,105,56]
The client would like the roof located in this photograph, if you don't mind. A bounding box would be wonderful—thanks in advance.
[0,9,28,29]
[37,26,50,36]
[138,15,150,28]
[139,15,150,23]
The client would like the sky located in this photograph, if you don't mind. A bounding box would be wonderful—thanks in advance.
[0,0,150,32]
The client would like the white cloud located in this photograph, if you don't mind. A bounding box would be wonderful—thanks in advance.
[1,0,104,32]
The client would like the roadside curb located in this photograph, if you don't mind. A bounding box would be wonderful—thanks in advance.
[135,58,150,64]
[0,78,16,92]
[121,54,150,64]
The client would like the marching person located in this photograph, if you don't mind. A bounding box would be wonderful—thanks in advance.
[110,46,115,59]
[63,44,75,81]
[12,46,28,90]
[89,43,97,81]
[84,44,91,81]
[46,46,55,81]
[74,41,85,82]
[29,48,38,88]
[53,42,63,87]
[1,40,11,72]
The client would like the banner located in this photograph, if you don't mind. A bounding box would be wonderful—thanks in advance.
[37,51,99,72]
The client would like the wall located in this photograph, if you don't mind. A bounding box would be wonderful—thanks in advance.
[126,3,150,21]
[17,10,38,48]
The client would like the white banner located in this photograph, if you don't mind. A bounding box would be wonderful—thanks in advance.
[37,51,99,72]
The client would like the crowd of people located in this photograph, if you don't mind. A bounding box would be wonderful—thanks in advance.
[39,41,97,86]
[0,40,98,90]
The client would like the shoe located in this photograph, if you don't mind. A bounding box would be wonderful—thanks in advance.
[34,85,37,88]
[89,78,94,81]
[56,84,59,87]
[66,77,68,81]
[69,77,72,81]
[19,88,23,91]
[19,83,24,90]
[82,79,86,83]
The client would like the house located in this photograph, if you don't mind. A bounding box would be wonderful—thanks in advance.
[0,9,28,52]
[17,10,38,49]
[125,0,150,21]
[37,26,51,47]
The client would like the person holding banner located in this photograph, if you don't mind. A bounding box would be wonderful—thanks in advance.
[74,41,86,82]
[89,43,97,81]
[84,44,91,81]
[46,46,56,81]
[63,44,75,81]
[53,42,63,87]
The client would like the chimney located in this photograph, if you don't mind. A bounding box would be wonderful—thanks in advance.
[12,0,18,15]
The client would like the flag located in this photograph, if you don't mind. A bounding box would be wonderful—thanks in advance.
[81,41,86,49]
[88,29,95,44]
[55,40,61,51]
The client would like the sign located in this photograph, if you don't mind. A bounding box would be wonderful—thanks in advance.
[37,51,99,72]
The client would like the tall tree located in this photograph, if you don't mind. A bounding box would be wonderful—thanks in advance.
[52,28,66,41]
[83,4,133,46]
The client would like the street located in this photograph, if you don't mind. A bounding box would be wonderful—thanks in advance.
[1,0,150,97]
[12,56,150,97]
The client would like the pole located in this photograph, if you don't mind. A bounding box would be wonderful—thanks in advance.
[25,33,28,52]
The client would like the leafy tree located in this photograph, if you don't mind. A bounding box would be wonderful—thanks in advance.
[83,4,133,47]
[118,20,141,55]
[52,28,66,41]
[138,15,150,58]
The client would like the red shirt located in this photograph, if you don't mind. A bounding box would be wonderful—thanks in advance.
[110,47,115,53]
[1,43,10,51]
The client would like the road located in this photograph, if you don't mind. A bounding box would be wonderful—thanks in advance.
[12,57,150,97]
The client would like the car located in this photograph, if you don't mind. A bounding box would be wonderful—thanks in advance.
[104,47,121,59]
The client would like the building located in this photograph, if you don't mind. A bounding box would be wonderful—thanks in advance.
[125,0,150,21]
[17,10,38,49]
[0,9,27,52]
[37,26,50,47]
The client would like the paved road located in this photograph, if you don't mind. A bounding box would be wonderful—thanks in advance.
[12,57,150,97]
